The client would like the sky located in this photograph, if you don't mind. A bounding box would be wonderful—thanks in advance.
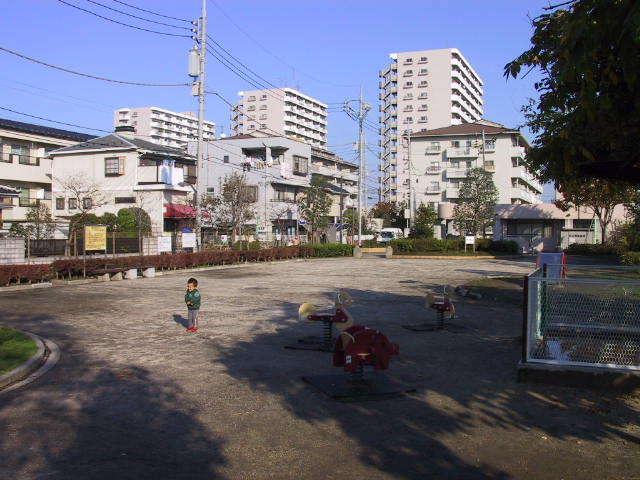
[0,0,552,200]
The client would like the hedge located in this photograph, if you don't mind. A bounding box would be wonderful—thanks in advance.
[390,238,518,254]
[306,243,355,257]
[564,243,621,256]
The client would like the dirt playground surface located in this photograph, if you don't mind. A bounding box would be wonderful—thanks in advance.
[0,256,638,479]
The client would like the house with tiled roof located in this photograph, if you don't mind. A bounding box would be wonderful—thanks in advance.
[50,126,196,234]
[0,118,96,230]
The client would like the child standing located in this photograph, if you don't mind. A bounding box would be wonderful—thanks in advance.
[185,277,201,332]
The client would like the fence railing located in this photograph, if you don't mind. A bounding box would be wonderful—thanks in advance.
[524,265,640,371]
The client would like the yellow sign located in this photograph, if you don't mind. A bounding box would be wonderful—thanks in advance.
[85,225,107,251]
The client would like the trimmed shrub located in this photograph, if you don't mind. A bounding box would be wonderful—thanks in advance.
[564,243,621,255]
[308,243,354,257]
[621,252,640,265]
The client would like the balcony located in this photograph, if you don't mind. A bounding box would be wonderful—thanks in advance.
[425,145,441,155]
[446,147,478,158]
[445,187,460,199]
[426,166,441,175]
[445,168,470,178]
[510,146,526,159]
[511,188,541,204]
[512,167,544,193]
[426,185,441,194]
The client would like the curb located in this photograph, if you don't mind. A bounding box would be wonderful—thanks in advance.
[0,331,60,394]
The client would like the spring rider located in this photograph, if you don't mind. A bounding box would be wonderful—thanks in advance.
[301,292,410,399]
[402,285,458,332]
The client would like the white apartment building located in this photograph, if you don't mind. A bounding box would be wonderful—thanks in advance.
[114,107,216,151]
[399,120,543,238]
[0,118,95,229]
[231,88,328,148]
[379,48,484,205]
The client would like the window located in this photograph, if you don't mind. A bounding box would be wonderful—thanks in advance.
[428,181,440,192]
[573,219,593,229]
[403,105,413,112]
[241,185,258,203]
[404,69,413,76]
[56,198,65,210]
[248,124,256,130]
[248,95,256,101]
[69,198,78,210]
[418,104,428,111]
[247,105,256,111]
[0,143,8,162]
[418,80,428,88]
[82,198,92,209]
[419,56,428,63]
[403,81,413,88]
[259,114,267,120]
[451,141,460,147]
[418,116,428,123]
[403,93,413,100]
[293,155,308,175]
[260,94,267,100]
[419,68,429,75]
[404,57,413,64]
[404,117,414,124]
[223,155,229,163]
[419,92,428,99]
[206,187,215,197]
[259,105,267,110]
[13,145,36,165]
[105,157,125,176]
[115,197,135,204]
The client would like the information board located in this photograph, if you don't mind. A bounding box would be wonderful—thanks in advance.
[84,225,107,251]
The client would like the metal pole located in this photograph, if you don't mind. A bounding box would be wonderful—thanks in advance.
[195,0,207,252]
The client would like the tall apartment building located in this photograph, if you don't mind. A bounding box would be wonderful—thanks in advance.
[114,107,216,151]
[230,88,328,148]
[379,48,484,205]
[401,120,543,238]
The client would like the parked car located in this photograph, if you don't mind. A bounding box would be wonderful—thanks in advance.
[378,228,404,243]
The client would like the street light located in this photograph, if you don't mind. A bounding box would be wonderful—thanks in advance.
[402,129,413,227]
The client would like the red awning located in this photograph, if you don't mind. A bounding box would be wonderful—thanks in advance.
[164,203,196,218]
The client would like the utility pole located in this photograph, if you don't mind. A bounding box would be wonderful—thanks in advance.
[188,0,207,251]
[346,88,370,247]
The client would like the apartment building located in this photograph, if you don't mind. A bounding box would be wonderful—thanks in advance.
[230,88,328,148]
[193,133,355,240]
[0,118,95,229]
[399,120,543,237]
[379,48,484,205]
[50,126,196,234]
[114,107,216,151]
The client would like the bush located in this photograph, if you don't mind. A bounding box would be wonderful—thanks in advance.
[564,243,621,255]
[248,241,262,250]
[308,243,354,257]
[621,251,640,265]
[0,264,52,286]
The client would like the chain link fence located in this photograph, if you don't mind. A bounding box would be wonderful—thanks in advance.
[524,265,640,371]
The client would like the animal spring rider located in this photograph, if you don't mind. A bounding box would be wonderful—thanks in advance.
[299,292,399,381]
[426,285,456,330]
[298,292,354,350]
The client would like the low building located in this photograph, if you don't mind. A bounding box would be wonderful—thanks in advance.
[49,126,196,234]
[0,118,95,229]
[493,203,628,253]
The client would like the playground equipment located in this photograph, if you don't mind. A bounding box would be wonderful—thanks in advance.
[286,292,354,351]
[300,292,410,399]
[403,285,460,332]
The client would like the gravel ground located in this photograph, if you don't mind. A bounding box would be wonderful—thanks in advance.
[0,256,638,480]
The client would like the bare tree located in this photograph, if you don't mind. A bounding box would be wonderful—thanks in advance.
[56,173,107,233]
[270,204,295,245]
[219,172,256,243]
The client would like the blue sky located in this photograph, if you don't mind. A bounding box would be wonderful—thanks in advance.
[0,0,551,199]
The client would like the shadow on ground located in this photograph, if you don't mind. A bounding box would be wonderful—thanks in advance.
[0,312,225,480]
[210,286,640,479]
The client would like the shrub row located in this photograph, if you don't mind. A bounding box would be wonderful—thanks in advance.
[306,243,355,257]
[0,265,53,287]
[389,238,519,254]
[564,243,621,255]
[620,252,640,265]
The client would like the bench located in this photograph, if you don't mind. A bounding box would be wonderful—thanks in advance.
[92,265,155,281]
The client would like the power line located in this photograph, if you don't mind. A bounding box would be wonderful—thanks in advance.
[0,46,190,87]
[110,0,192,23]
[85,0,193,30]
[57,0,192,37]
[0,106,111,133]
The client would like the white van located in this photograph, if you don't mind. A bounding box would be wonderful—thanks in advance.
[378,228,404,243]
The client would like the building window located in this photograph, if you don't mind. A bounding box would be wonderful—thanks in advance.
[419,92,428,99]
[419,56,428,63]
[259,114,267,120]
[56,198,65,210]
[83,198,92,209]
[403,82,413,88]
[223,155,229,163]
[241,185,258,203]
[259,105,267,110]
[105,157,125,176]
[418,80,428,88]
[260,94,267,100]
[293,155,308,175]
[404,57,413,64]
[248,124,256,130]
[115,197,136,204]
[419,68,429,75]
[13,145,37,165]
[248,95,256,101]
[573,219,593,229]
[418,116,428,123]
[404,70,413,76]
[247,105,256,111]
[404,117,413,124]
[403,93,413,100]
[69,198,78,210]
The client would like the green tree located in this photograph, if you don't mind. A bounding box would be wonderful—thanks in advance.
[370,201,402,228]
[101,212,118,232]
[409,203,439,239]
[68,213,100,236]
[297,175,332,243]
[9,203,56,239]
[504,0,640,184]
[453,168,498,237]
[116,208,136,232]
[555,179,636,243]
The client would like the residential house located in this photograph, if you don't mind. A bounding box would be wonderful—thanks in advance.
[49,126,196,234]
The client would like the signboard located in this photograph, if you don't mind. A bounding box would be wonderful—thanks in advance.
[84,225,107,251]
[465,236,475,245]
[182,232,196,249]
[158,235,172,253]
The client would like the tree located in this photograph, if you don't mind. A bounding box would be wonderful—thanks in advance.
[297,175,332,243]
[453,168,498,237]
[409,203,439,239]
[199,192,223,231]
[116,209,136,232]
[219,172,256,243]
[504,0,640,184]
[555,179,636,243]
[370,201,403,228]
[101,212,118,232]
[57,173,107,234]
[8,203,56,239]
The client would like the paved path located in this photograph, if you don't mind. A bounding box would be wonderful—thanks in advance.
[0,257,638,479]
